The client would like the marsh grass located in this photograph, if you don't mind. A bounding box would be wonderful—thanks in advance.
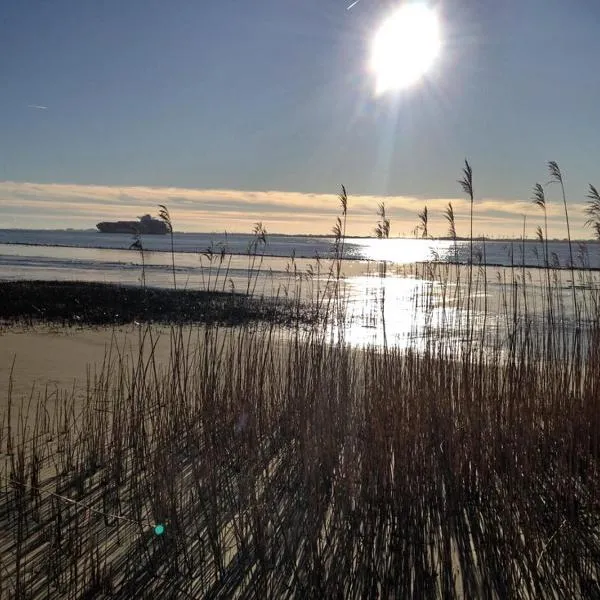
[158,205,176,291]
[3,170,600,598]
[3,260,600,598]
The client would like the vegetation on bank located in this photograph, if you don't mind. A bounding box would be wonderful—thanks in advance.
[1,161,600,598]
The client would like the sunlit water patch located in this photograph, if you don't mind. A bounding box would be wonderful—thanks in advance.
[2,232,600,267]
[338,275,444,349]
[2,238,600,355]
[347,238,458,263]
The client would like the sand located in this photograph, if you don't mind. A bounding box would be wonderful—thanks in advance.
[0,324,188,437]
[2,325,145,396]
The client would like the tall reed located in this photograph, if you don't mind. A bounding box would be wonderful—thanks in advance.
[158,204,176,290]
[3,167,600,598]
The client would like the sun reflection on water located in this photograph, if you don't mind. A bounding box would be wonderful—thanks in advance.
[334,274,464,350]
[347,238,459,263]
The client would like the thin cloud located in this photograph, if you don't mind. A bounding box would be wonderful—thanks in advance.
[0,180,590,237]
[27,104,48,110]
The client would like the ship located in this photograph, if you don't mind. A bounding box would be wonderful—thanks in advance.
[96,214,169,235]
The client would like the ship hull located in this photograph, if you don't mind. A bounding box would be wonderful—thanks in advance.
[96,218,168,234]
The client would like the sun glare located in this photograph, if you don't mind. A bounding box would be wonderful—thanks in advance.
[371,4,441,94]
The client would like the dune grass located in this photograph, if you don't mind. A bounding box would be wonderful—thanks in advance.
[2,305,600,598]
[2,164,600,598]
[2,262,600,598]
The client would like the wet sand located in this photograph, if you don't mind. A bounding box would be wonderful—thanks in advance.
[1,325,156,399]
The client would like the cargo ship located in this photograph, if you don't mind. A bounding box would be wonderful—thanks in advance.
[96,214,169,234]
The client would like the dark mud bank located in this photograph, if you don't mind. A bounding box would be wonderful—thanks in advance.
[0,280,304,326]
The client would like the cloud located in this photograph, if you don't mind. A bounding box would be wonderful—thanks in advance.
[27,104,48,110]
[0,180,592,237]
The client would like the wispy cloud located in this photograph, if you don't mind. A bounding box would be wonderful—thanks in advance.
[0,180,591,237]
[27,104,48,110]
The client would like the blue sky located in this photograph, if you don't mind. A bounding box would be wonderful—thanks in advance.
[1,0,599,235]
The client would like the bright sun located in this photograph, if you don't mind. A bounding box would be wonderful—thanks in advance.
[371,4,441,94]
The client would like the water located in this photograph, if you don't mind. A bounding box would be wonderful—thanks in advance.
[1,230,599,350]
[1,229,598,268]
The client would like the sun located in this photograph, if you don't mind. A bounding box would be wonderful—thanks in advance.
[371,4,441,94]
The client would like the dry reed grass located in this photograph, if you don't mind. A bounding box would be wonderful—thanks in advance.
[2,166,600,598]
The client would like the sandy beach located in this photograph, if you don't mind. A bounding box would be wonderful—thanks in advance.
[2,326,133,397]
[1,324,187,398]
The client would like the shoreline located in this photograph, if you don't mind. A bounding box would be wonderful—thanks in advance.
[0,280,307,327]
[1,229,596,242]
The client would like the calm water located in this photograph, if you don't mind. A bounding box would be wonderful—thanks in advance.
[1,230,599,349]
[1,229,599,268]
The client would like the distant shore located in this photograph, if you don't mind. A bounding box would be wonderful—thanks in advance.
[0,227,596,242]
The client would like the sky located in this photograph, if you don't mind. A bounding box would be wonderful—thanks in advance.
[1,0,599,237]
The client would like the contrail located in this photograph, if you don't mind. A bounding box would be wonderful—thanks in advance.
[28,104,48,110]
[346,0,361,10]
